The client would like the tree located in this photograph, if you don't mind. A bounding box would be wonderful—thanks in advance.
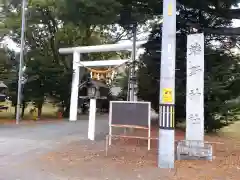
[112,69,129,100]
[0,0,9,40]
[4,0,132,118]
[172,0,240,36]
[5,0,240,124]
[138,6,240,132]
[0,47,19,115]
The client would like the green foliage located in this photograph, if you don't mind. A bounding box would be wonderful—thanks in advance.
[2,0,240,130]
[116,0,162,29]
[59,0,122,26]
[3,0,137,117]
[138,22,240,132]
[113,69,129,100]
[0,48,18,107]
[136,0,240,132]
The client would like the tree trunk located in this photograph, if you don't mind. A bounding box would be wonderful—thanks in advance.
[21,101,26,118]
[37,103,43,119]
[14,105,17,117]
[63,103,70,118]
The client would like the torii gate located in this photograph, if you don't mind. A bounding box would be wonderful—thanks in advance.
[58,41,146,122]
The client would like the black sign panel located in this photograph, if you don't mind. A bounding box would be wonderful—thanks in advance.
[110,101,150,127]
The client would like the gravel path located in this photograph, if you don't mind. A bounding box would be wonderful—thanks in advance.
[0,116,109,180]
[2,116,236,180]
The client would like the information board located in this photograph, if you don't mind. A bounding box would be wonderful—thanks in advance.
[110,101,150,127]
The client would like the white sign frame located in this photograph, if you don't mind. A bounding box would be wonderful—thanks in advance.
[108,101,151,150]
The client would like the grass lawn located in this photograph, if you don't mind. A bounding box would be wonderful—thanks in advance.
[177,120,240,139]
[0,101,59,124]
[219,121,240,138]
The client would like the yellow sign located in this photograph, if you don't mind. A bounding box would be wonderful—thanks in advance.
[168,3,172,16]
[163,88,173,103]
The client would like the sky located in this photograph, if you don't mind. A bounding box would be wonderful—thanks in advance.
[3,31,147,56]
[232,19,240,28]
[3,37,20,52]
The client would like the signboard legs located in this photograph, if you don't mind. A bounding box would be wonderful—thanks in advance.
[88,98,96,140]
[158,0,176,168]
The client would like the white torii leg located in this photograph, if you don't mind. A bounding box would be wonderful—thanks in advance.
[69,51,80,121]
[88,98,96,140]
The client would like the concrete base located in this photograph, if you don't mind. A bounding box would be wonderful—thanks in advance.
[176,140,213,161]
[177,154,212,160]
[158,129,175,168]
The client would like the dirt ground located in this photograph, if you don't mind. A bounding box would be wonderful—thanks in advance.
[37,127,240,180]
